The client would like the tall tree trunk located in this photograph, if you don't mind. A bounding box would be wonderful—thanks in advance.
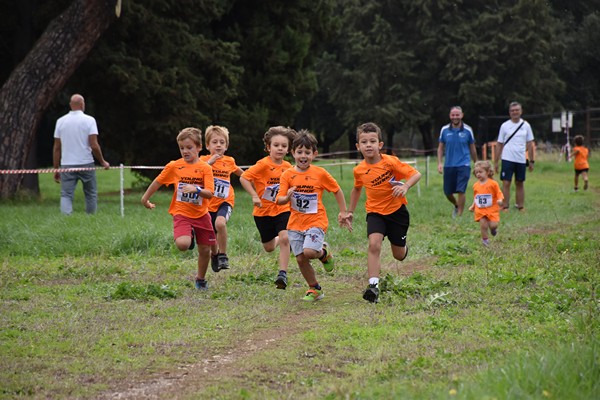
[0,0,118,199]
[419,121,435,156]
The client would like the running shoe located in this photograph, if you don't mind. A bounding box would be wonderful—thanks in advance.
[319,242,334,272]
[362,284,379,303]
[302,288,324,302]
[275,272,288,290]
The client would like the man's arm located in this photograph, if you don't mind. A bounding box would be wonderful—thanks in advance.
[53,138,62,183]
[469,143,477,162]
[437,142,445,174]
[494,142,504,173]
[89,135,110,169]
[526,140,535,172]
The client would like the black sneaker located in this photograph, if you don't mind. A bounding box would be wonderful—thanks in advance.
[195,279,208,291]
[362,284,379,303]
[210,254,219,272]
[275,272,287,290]
[188,229,196,250]
[217,253,229,270]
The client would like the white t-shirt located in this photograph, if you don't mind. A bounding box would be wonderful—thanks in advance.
[54,110,99,165]
[497,118,534,163]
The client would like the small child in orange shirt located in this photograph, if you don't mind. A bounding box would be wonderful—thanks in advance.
[240,126,296,289]
[468,160,504,246]
[348,122,421,303]
[141,127,215,290]
[572,135,589,191]
[200,125,244,272]
[277,130,352,302]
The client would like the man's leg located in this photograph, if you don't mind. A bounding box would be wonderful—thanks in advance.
[60,171,77,215]
[81,170,98,214]
[456,192,466,216]
[502,180,511,209]
[515,180,525,209]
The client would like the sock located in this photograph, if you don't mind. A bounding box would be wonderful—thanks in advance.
[312,283,321,290]
[369,277,379,286]
[278,270,287,275]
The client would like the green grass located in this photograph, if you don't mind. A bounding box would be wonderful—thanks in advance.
[1,155,598,399]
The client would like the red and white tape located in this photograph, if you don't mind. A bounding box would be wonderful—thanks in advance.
[0,165,164,174]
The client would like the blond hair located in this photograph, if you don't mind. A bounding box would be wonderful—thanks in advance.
[205,125,230,147]
[473,160,494,178]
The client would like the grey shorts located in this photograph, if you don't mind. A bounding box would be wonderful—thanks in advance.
[288,227,325,256]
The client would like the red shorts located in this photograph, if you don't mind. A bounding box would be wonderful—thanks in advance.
[173,214,216,245]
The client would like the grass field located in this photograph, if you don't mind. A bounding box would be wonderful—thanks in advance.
[1,154,598,399]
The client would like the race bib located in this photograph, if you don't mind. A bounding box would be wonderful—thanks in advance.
[261,184,280,203]
[475,194,493,208]
[291,192,318,214]
[213,178,230,199]
[176,183,202,205]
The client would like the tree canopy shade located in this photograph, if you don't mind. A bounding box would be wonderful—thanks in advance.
[0,0,118,198]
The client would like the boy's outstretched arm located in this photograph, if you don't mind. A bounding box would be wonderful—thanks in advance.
[276,186,295,205]
[347,186,363,227]
[333,189,352,231]
[240,177,262,208]
[141,180,162,209]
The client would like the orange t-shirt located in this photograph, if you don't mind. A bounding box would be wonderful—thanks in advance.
[240,156,292,217]
[352,154,419,215]
[472,178,504,222]
[279,165,340,232]
[573,146,589,170]
[200,154,240,211]
[156,158,214,219]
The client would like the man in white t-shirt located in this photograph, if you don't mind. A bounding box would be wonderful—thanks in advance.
[494,102,535,212]
[53,94,110,214]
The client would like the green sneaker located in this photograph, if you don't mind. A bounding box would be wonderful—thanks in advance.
[302,288,324,302]
[319,242,334,272]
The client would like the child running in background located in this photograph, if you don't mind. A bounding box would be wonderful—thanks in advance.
[240,126,296,290]
[572,135,590,192]
[468,160,504,246]
[348,122,421,304]
[141,127,215,290]
[200,125,244,272]
[277,130,352,302]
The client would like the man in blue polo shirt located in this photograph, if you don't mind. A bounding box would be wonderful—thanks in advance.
[437,106,477,218]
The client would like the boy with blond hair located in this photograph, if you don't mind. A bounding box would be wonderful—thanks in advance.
[141,127,215,290]
[200,125,244,271]
[277,130,351,302]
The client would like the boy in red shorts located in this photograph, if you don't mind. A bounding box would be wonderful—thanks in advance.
[141,127,215,290]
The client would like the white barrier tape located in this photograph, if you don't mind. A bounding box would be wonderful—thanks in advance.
[0,165,165,174]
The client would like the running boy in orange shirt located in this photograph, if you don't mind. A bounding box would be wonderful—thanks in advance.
[141,127,215,290]
[572,135,590,192]
[240,126,296,290]
[348,122,421,303]
[277,130,352,302]
[468,160,504,246]
[200,125,244,272]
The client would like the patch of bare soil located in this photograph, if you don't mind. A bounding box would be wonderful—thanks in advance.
[100,307,320,399]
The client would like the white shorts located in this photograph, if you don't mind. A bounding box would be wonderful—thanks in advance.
[288,227,325,256]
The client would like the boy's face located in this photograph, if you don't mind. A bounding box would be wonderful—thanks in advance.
[178,138,201,163]
[292,145,317,171]
[207,134,228,155]
[356,131,383,158]
[267,134,290,161]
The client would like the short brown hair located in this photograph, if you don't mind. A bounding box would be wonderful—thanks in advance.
[177,127,202,148]
[574,135,584,146]
[292,129,318,151]
[473,160,494,178]
[263,126,296,152]
[356,122,382,142]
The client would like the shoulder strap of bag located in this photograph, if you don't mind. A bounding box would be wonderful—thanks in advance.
[503,121,525,146]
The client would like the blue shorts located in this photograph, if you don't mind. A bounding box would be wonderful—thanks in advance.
[443,166,470,195]
[501,160,526,182]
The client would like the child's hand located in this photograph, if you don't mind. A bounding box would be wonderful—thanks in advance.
[251,195,262,208]
[142,199,155,209]
[497,199,504,208]
[180,183,198,194]
[208,154,223,165]
[338,212,353,232]
[392,184,409,197]
[468,204,474,212]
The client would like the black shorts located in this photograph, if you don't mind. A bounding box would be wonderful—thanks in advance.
[253,212,290,243]
[209,202,232,232]
[575,168,589,176]
[501,160,527,182]
[366,205,410,247]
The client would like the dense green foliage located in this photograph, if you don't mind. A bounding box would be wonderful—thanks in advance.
[1,0,599,169]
